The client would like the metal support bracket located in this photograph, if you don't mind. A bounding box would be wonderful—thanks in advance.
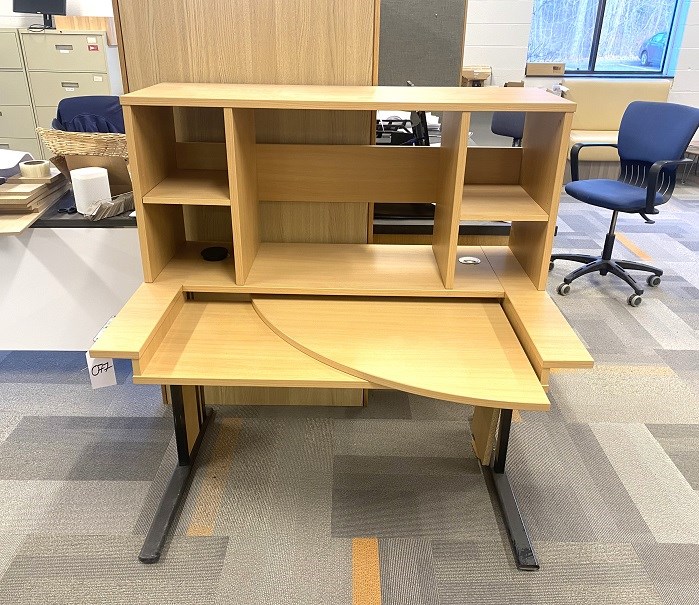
[139,385,213,564]
[482,409,540,571]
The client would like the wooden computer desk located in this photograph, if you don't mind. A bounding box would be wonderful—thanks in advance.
[90,83,593,569]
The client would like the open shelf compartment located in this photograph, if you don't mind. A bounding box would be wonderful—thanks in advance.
[126,105,232,208]
[156,241,504,298]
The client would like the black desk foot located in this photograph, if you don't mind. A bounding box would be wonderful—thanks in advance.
[139,386,213,564]
[483,409,539,571]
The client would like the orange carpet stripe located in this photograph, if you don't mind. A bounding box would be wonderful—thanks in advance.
[352,537,381,605]
[186,418,241,537]
[616,233,653,261]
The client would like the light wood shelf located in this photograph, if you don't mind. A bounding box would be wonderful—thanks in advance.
[143,170,230,206]
[133,300,374,388]
[460,185,548,222]
[122,83,577,113]
[156,242,505,298]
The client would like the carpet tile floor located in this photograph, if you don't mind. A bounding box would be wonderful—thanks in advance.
[0,186,698,603]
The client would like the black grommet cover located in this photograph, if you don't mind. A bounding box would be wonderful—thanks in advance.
[200,246,229,262]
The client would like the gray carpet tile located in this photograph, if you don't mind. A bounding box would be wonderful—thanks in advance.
[591,423,699,544]
[646,424,699,489]
[0,416,172,481]
[0,480,150,534]
[332,419,474,458]
[331,455,498,539]
[0,535,228,605]
[379,539,440,605]
[548,364,699,424]
[431,540,664,605]
[0,412,21,443]
[634,543,699,605]
[0,381,165,417]
[0,536,23,583]
[507,419,654,543]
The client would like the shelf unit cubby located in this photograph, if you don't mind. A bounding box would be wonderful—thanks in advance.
[122,84,575,293]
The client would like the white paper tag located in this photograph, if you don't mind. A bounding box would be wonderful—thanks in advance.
[65,87,75,92]
[59,49,69,54]
[93,75,103,82]
[86,352,117,390]
[87,36,97,43]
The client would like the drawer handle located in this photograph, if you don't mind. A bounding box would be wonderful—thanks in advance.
[0,144,9,149]
[55,44,73,51]
[62,82,79,88]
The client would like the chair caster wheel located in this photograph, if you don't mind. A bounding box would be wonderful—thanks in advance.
[646,275,661,287]
[557,283,571,296]
[549,261,554,271]
[628,294,642,307]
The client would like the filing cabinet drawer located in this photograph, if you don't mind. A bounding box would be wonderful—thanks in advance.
[0,106,37,139]
[35,105,57,130]
[28,71,111,107]
[21,32,108,72]
[0,137,42,159]
[0,71,31,105]
[0,31,22,69]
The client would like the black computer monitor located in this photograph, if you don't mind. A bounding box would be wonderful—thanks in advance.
[13,0,67,30]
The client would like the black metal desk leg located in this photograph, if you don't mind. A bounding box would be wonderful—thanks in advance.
[482,409,540,571]
[139,385,213,564]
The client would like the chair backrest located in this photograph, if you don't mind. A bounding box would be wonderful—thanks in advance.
[491,112,525,145]
[52,96,125,134]
[616,101,699,202]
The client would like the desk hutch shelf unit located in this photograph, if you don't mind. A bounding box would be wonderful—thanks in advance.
[91,83,592,569]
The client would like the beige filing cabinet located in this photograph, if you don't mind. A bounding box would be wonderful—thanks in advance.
[19,29,116,158]
[0,29,41,159]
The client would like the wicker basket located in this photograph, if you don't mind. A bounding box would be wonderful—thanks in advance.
[37,127,128,160]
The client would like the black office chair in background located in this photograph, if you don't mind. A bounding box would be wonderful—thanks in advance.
[491,111,525,147]
[551,101,699,306]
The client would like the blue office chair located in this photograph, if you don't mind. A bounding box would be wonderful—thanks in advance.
[491,111,525,147]
[550,101,699,306]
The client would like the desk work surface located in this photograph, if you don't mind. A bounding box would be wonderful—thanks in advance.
[133,301,374,389]
[121,83,576,112]
[252,297,550,410]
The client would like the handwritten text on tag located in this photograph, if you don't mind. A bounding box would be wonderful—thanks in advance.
[86,352,117,389]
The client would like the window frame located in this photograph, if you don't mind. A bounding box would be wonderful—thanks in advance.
[532,0,684,76]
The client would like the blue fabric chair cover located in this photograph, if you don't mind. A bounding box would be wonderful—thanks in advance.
[491,112,525,141]
[51,96,125,134]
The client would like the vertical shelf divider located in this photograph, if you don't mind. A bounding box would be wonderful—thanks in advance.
[432,111,470,289]
[511,111,574,290]
[123,104,184,282]
[225,108,260,285]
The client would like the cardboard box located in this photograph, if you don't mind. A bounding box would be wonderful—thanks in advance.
[462,66,492,86]
[525,62,566,77]
[51,155,132,196]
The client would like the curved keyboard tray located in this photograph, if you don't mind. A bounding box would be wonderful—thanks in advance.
[252,297,550,410]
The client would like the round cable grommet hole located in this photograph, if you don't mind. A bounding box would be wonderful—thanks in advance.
[200,246,230,262]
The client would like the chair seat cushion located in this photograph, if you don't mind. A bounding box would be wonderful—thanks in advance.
[565,179,664,212]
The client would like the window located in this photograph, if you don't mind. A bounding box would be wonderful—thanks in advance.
[528,0,683,74]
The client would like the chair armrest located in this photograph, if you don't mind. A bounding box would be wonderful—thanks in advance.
[569,142,619,181]
[645,158,694,213]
